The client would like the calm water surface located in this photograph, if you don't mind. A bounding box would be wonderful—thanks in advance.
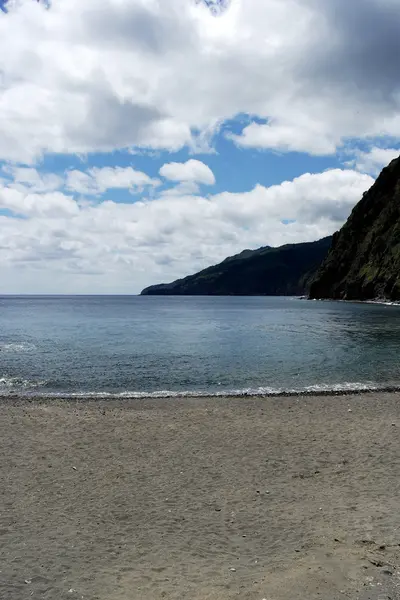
[1,295,400,397]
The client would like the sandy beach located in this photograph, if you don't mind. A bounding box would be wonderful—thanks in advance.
[1,393,400,600]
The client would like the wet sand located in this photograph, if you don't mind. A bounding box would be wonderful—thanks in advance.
[1,393,400,600]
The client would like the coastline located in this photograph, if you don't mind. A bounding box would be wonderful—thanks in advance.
[308,296,400,306]
[2,392,400,600]
[3,382,400,400]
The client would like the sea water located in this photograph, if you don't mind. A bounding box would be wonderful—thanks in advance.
[1,295,400,398]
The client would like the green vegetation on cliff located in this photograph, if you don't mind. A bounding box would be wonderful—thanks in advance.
[141,237,332,296]
[310,155,400,301]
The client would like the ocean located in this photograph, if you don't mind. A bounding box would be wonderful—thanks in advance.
[1,295,400,398]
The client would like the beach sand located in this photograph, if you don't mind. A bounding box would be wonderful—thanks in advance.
[1,393,400,600]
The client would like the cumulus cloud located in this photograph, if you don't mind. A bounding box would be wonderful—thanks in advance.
[349,147,400,176]
[229,120,338,156]
[159,159,215,185]
[0,0,399,161]
[66,166,160,195]
[0,168,373,293]
[0,187,79,218]
[1,165,63,193]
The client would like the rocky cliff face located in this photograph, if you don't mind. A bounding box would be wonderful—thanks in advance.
[141,237,332,296]
[310,156,400,301]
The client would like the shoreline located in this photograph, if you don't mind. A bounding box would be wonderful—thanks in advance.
[308,296,400,306]
[2,384,400,402]
[2,392,400,600]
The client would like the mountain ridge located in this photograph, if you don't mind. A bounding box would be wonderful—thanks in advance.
[141,236,332,296]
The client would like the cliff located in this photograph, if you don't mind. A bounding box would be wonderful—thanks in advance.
[310,156,400,300]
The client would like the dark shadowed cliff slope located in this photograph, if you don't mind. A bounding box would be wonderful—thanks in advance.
[310,156,400,301]
[141,237,332,296]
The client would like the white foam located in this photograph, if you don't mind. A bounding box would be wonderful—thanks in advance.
[0,376,48,393]
[9,381,392,400]
[302,381,379,393]
[0,342,36,353]
[365,300,400,306]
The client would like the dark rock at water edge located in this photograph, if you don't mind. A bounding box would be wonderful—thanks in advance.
[141,237,332,296]
[310,155,400,301]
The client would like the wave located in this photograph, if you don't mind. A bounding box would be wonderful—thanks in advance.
[0,342,36,353]
[364,300,400,306]
[0,376,48,393]
[312,298,400,307]
[1,381,398,399]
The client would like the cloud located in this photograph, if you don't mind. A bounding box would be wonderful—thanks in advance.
[229,120,338,156]
[1,165,63,193]
[0,167,373,293]
[159,159,215,185]
[66,166,160,195]
[197,1,232,16]
[65,170,100,196]
[0,187,79,217]
[348,147,400,176]
[0,0,400,161]
[160,181,203,197]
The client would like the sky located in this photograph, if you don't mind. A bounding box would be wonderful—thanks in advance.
[0,0,400,294]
